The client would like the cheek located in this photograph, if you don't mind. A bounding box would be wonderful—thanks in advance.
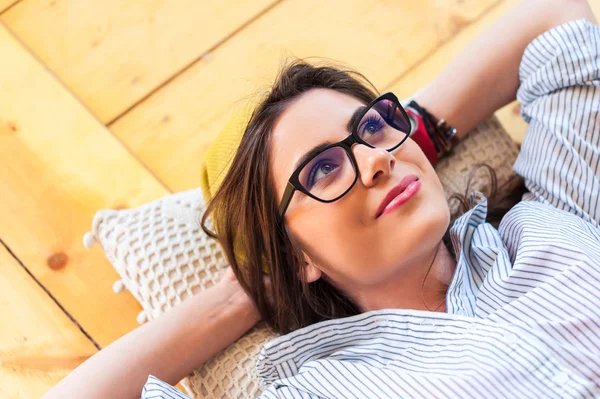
[397,138,432,170]
[288,206,362,273]
[290,207,343,250]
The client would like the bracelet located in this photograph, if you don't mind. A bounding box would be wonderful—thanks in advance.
[406,100,459,162]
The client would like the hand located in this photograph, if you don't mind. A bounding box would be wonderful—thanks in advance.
[218,267,273,313]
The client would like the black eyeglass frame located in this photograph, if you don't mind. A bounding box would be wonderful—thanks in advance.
[277,91,412,220]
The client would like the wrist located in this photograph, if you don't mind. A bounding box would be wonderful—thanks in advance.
[216,274,261,324]
[189,279,260,338]
[165,278,260,374]
[227,292,262,327]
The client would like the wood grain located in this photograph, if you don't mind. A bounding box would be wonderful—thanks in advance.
[0,0,18,13]
[110,0,500,192]
[1,0,278,123]
[0,23,168,348]
[0,244,98,398]
[386,0,530,143]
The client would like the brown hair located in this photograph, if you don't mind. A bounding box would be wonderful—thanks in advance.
[201,58,526,335]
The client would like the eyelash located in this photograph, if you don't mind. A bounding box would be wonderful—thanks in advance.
[307,159,336,188]
[359,115,385,135]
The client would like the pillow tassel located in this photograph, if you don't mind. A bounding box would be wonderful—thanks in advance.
[83,231,96,249]
[136,310,149,324]
[112,279,126,294]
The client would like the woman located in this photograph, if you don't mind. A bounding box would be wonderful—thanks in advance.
[43,0,599,398]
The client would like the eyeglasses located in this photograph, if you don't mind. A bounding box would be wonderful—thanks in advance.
[277,92,412,220]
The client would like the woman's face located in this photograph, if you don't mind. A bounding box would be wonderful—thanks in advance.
[270,88,450,289]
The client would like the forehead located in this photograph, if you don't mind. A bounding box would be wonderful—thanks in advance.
[270,88,366,189]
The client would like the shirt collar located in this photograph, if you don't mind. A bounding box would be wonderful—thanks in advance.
[257,191,494,386]
[445,191,491,317]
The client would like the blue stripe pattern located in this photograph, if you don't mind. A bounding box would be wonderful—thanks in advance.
[140,375,189,399]
[141,18,600,399]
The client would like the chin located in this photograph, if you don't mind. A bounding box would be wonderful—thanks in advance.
[378,194,449,256]
[410,191,450,242]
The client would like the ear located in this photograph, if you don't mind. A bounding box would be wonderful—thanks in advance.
[301,252,322,283]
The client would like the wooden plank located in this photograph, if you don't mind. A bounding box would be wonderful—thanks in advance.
[386,0,529,143]
[387,0,600,143]
[1,0,278,123]
[0,244,98,398]
[0,0,19,13]
[0,23,169,348]
[110,0,500,192]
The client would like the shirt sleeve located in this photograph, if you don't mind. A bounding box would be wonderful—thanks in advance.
[140,375,191,399]
[512,18,600,228]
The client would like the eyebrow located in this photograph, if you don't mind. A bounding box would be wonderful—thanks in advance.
[347,105,366,133]
[293,141,332,171]
[292,106,366,171]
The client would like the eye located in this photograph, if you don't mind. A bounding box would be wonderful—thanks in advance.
[359,114,385,138]
[307,159,340,188]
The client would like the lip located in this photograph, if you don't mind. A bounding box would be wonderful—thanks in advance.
[376,174,421,219]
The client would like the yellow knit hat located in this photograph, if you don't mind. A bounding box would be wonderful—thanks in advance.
[200,100,274,274]
[199,101,256,205]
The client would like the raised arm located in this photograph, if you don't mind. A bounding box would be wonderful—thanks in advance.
[42,269,261,399]
[415,0,597,139]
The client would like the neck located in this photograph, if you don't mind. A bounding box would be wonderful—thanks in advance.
[351,241,457,313]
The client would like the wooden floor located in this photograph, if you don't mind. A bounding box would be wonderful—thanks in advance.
[0,1,598,397]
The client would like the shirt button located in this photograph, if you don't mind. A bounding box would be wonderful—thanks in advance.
[555,371,569,385]
[502,332,518,345]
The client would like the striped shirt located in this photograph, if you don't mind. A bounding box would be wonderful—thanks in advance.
[141,18,600,399]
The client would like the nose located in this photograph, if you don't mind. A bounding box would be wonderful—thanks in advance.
[352,144,396,188]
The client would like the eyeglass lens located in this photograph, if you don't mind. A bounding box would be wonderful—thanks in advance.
[298,97,410,201]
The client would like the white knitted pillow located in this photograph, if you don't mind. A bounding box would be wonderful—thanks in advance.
[83,188,276,398]
[83,115,521,399]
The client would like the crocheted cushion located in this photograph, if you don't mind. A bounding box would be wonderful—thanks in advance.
[83,115,521,399]
[83,189,275,398]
